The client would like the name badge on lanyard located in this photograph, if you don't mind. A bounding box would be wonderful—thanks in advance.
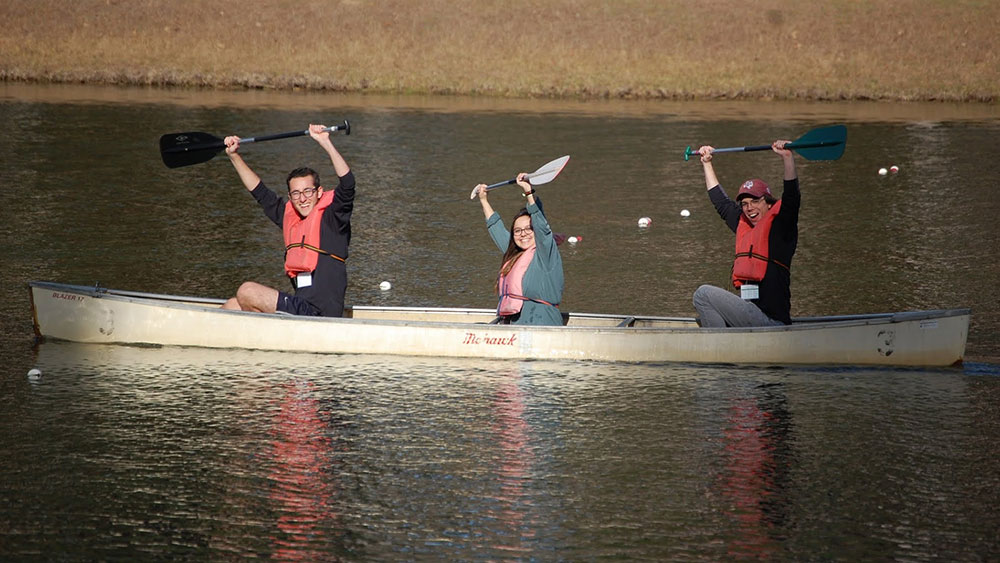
[740,284,759,300]
[296,272,313,289]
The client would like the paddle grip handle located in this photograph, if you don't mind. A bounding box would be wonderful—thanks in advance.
[325,119,351,136]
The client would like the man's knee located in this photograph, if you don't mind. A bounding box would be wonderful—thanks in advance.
[235,282,273,310]
[237,281,267,299]
[693,284,716,307]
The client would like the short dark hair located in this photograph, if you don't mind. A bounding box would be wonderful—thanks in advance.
[739,194,778,206]
[286,167,320,190]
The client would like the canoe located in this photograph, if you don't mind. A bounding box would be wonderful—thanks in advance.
[28,281,970,367]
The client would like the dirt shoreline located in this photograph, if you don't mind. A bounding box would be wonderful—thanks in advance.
[2,1,998,103]
[6,82,999,124]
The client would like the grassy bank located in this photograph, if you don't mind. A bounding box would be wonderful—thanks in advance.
[1,0,997,102]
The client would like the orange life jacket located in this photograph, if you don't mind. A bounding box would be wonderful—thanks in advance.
[282,190,344,278]
[731,200,788,287]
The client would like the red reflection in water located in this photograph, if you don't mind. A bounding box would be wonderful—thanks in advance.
[268,380,339,561]
[720,389,791,559]
[489,369,536,552]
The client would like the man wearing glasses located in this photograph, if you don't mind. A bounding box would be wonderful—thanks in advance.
[690,140,799,327]
[221,124,355,317]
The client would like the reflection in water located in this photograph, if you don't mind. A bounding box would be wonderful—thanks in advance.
[488,367,536,555]
[720,382,793,559]
[268,379,340,561]
[10,341,1000,560]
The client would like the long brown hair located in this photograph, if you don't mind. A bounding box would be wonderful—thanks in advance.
[494,208,531,294]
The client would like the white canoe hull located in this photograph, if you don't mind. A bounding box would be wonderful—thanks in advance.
[29,281,970,367]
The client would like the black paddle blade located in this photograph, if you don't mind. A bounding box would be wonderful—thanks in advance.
[159,131,225,169]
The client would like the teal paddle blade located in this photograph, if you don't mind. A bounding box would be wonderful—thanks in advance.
[788,124,847,161]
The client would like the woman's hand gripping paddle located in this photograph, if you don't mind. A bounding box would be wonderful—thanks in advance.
[469,155,570,199]
[160,120,351,169]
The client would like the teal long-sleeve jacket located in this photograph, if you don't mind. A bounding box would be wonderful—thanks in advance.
[486,199,564,326]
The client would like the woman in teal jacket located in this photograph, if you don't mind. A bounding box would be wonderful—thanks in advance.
[472,173,564,326]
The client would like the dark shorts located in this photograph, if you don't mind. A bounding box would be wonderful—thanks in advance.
[276,292,322,317]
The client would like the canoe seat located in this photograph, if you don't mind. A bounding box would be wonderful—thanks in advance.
[616,316,636,328]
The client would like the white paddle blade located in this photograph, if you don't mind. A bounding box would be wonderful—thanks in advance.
[526,155,570,186]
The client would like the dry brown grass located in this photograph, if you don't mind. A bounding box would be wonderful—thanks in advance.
[1,0,997,101]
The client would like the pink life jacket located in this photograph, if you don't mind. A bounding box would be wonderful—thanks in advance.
[497,247,536,315]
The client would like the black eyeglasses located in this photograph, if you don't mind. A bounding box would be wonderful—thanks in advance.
[513,226,533,236]
[289,187,318,200]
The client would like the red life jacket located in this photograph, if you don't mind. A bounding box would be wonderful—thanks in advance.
[731,200,788,287]
[282,190,344,279]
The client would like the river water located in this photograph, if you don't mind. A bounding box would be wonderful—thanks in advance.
[2,83,999,560]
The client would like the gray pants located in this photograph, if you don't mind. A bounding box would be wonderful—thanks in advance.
[692,284,784,328]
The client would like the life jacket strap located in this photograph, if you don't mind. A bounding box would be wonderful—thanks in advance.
[504,293,559,308]
[734,251,789,271]
[285,242,346,263]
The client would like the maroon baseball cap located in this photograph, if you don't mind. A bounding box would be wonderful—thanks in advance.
[736,178,771,201]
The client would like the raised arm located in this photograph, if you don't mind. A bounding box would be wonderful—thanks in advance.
[521,175,559,266]
[773,139,797,180]
[475,183,496,219]
[225,136,262,191]
[309,124,350,178]
[516,173,536,204]
[698,145,720,189]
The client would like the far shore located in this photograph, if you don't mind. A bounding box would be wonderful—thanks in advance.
[5,82,998,124]
[1,1,997,103]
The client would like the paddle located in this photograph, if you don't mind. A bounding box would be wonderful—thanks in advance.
[683,124,847,162]
[469,155,571,199]
[160,120,351,169]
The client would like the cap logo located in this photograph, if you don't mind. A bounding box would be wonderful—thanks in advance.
[742,180,754,190]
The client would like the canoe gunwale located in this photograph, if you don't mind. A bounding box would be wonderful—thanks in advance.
[27,280,971,333]
[27,280,971,366]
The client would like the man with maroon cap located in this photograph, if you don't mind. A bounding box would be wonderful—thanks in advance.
[691,140,798,327]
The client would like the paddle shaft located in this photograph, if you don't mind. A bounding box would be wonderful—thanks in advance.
[484,178,518,191]
[240,121,350,145]
[709,139,841,155]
